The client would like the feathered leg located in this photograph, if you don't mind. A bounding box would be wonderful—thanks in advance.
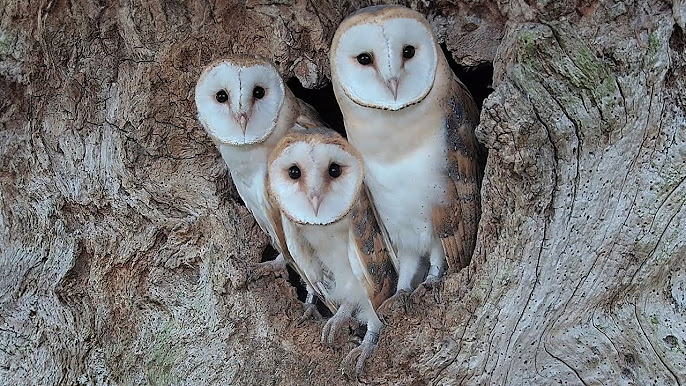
[411,240,445,303]
[376,248,417,319]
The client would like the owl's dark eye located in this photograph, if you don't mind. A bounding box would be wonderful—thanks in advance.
[403,45,415,59]
[215,90,228,103]
[253,86,265,99]
[288,165,301,180]
[328,163,341,178]
[357,53,372,65]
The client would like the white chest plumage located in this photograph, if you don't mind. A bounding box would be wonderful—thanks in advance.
[361,127,448,254]
[344,96,449,255]
[302,220,348,272]
[296,218,367,304]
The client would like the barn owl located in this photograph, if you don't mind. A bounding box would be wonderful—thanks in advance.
[330,5,481,302]
[195,55,325,315]
[267,126,397,375]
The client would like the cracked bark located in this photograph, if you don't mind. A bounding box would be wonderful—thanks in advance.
[1,0,684,385]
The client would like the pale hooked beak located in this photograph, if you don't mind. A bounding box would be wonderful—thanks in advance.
[308,194,322,216]
[237,113,249,134]
[386,77,399,100]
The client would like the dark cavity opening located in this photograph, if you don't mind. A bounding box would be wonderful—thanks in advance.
[260,244,279,262]
[285,264,308,302]
[286,77,346,137]
[440,43,494,110]
[440,43,494,176]
[263,245,333,317]
[285,263,333,318]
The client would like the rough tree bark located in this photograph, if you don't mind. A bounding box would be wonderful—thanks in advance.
[1,0,684,385]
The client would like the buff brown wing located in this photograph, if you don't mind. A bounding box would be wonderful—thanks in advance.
[265,194,306,279]
[348,186,398,310]
[432,78,482,272]
[295,99,326,129]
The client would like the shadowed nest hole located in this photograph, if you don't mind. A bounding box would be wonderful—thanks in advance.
[287,78,346,136]
[260,244,333,317]
[267,50,493,315]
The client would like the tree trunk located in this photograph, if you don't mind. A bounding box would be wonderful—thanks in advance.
[1,0,684,385]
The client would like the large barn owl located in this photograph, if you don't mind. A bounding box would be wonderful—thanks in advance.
[267,126,397,374]
[330,5,481,301]
[195,55,325,315]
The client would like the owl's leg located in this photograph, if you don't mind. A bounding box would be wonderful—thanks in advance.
[395,248,422,292]
[342,314,382,378]
[426,239,447,282]
[297,289,322,325]
[412,240,445,303]
[248,253,288,281]
[412,238,446,303]
[321,302,353,346]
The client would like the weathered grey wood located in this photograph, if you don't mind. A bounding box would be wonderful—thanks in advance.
[0,0,684,385]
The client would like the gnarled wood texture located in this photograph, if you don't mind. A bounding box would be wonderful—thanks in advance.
[0,0,683,385]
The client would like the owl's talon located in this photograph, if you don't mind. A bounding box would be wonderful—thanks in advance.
[247,254,288,281]
[377,289,411,325]
[297,291,322,325]
[321,305,353,347]
[411,274,443,304]
[342,331,379,378]
[297,302,322,325]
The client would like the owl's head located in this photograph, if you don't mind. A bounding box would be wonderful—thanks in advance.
[330,5,438,111]
[195,55,285,145]
[268,127,364,225]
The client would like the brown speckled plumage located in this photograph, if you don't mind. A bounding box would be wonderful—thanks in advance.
[351,187,398,309]
[432,77,482,271]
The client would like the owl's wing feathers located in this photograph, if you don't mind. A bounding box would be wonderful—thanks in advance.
[265,191,292,253]
[348,186,398,310]
[264,194,309,277]
[265,193,294,258]
[433,78,482,271]
[276,209,338,312]
[295,99,325,129]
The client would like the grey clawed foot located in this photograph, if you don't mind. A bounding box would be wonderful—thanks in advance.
[342,331,379,378]
[297,302,322,325]
[298,292,322,325]
[247,254,288,281]
[321,311,352,347]
[411,274,443,304]
[377,289,411,325]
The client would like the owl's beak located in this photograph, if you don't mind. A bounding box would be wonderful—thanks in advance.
[308,194,322,216]
[237,113,249,134]
[386,77,399,100]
